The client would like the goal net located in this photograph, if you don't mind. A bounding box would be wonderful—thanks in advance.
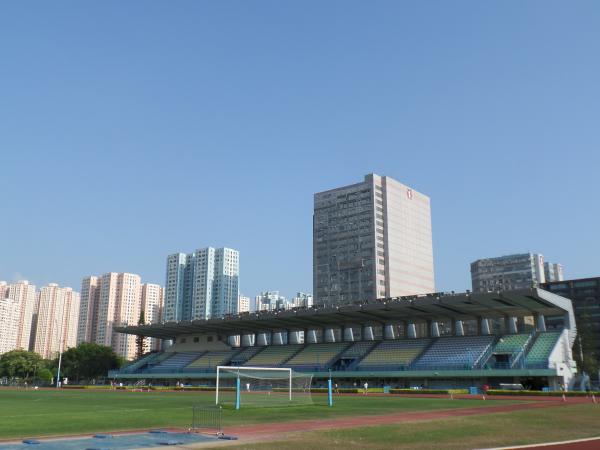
[216,366,313,408]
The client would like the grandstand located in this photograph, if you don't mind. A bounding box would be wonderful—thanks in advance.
[111,288,578,390]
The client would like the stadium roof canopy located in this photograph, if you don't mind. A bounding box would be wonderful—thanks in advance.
[115,288,575,340]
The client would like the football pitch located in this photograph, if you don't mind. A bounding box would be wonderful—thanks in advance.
[0,389,598,449]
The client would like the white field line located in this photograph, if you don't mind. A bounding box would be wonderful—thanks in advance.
[479,435,600,450]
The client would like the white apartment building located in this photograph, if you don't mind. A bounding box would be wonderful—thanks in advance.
[314,173,435,305]
[5,280,37,350]
[292,292,313,308]
[77,273,164,359]
[77,276,100,344]
[164,247,240,321]
[238,295,251,313]
[141,283,164,351]
[95,273,142,360]
[33,284,80,359]
[256,291,288,311]
[0,297,20,354]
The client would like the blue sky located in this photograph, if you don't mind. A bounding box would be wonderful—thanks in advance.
[1,1,599,299]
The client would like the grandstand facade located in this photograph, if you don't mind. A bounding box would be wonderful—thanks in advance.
[111,288,578,390]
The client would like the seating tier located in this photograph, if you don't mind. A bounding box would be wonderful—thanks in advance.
[285,343,348,367]
[340,341,376,359]
[525,332,561,365]
[152,352,202,371]
[413,335,494,369]
[493,334,530,354]
[230,346,263,363]
[358,339,430,368]
[186,350,237,369]
[243,345,302,366]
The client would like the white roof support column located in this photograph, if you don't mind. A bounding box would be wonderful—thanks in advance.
[506,316,518,334]
[454,320,465,336]
[384,324,396,340]
[536,314,547,332]
[430,321,440,338]
[241,334,254,347]
[480,318,491,335]
[407,322,417,339]
[306,329,318,344]
[324,327,336,343]
[256,332,269,346]
[272,331,284,345]
[343,326,355,342]
[288,330,302,344]
[362,325,374,341]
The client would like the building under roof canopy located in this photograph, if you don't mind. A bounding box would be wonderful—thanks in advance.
[116,288,576,343]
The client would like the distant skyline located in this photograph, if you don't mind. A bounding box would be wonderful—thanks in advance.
[2,2,600,300]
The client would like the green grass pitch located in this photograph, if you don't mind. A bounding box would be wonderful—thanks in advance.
[0,388,508,439]
[0,389,598,449]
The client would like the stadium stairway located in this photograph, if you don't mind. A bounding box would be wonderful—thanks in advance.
[120,352,160,374]
[149,352,204,372]
[243,344,304,367]
[482,333,533,369]
[229,346,265,365]
[284,343,350,370]
[524,331,562,368]
[184,350,240,371]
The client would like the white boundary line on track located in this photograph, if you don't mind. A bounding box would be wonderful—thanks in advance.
[478,436,600,450]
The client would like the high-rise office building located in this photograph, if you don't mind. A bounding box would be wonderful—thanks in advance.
[544,262,565,283]
[313,173,435,305]
[4,280,37,350]
[164,247,239,321]
[541,277,600,367]
[470,253,563,293]
[33,283,80,359]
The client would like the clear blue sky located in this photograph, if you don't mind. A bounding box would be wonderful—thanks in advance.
[1,1,599,299]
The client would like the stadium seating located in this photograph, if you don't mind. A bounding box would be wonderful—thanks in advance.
[120,352,161,373]
[285,343,349,368]
[413,335,494,369]
[525,332,561,366]
[185,350,238,370]
[339,341,377,359]
[150,352,203,372]
[492,334,531,354]
[229,346,264,364]
[243,345,302,366]
[358,339,431,369]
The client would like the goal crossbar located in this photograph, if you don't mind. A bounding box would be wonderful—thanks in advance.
[215,366,292,405]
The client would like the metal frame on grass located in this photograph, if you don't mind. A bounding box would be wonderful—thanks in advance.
[215,366,293,405]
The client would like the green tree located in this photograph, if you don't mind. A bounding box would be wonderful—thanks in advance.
[0,350,44,381]
[574,304,600,376]
[135,310,148,359]
[58,343,123,383]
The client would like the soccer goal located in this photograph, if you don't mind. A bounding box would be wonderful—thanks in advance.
[215,366,313,409]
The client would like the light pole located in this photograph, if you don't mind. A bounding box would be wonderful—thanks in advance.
[55,294,67,389]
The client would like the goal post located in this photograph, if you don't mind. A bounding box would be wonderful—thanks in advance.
[215,366,312,408]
